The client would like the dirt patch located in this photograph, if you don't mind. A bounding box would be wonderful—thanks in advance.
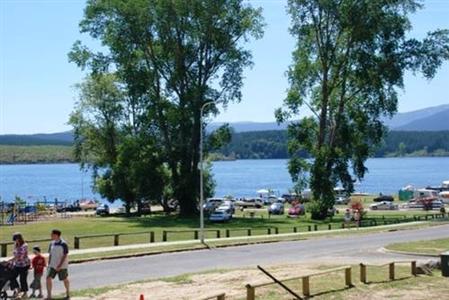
[74,263,319,300]
[72,258,449,300]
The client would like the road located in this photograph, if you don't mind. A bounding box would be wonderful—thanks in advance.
[57,224,449,293]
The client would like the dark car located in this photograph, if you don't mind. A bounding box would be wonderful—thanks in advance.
[373,195,394,202]
[56,204,81,213]
[268,203,284,215]
[96,204,110,216]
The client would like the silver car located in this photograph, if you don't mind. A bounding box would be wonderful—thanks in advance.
[209,209,232,222]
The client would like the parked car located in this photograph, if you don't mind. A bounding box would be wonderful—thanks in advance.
[56,204,81,213]
[370,201,398,210]
[268,203,284,215]
[217,200,235,214]
[209,209,232,222]
[335,196,350,205]
[235,198,263,209]
[96,204,110,216]
[203,198,224,214]
[288,203,305,217]
[373,195,395,202]
[431,200,444,209]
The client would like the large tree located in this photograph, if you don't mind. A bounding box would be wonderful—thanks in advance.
[277,0,449,219]
[69,73,167,215]
[69,0,263,216]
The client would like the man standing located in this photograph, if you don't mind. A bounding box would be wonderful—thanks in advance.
[46,229,70,300]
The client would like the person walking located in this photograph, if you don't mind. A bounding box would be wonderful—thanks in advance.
[45,229,70,300]
[9,232,30,299]
[354,209,361,227]
[30,246,46,298]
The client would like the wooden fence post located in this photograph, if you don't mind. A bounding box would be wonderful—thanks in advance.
[345,267,352,287]
[226,229,230,238]
[389,263,395,280]
[411,261,417,276]
[328,224,332,230]
[314,224,318,231]
[74,237,80,249]
[293,227,297,233]
[150,232,155,243]
[247,229,252,236]
[275,227,279,234]
[308,225,312,232]
[246,285,255,300]
[114,234,119,246]
[216,230,220,239]
[1,244,7,257]
[302,276,310,297]
[360,264,367,283]
[162,231,167,242]
[267,228,271,235]
[194,230,199,240]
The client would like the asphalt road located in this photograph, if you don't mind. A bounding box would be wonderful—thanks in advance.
[56,224,449,293]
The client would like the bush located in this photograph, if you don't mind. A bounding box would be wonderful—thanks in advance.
[307,200,328,220]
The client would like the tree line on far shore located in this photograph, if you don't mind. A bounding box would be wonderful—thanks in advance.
[1,130,448,165]
[215,130,449,160]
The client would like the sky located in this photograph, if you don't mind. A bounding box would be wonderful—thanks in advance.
[0,0,448,134]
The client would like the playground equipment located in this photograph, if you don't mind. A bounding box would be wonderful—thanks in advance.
[0,201,38,226]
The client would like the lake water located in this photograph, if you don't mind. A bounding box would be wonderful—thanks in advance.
[0,158,448,204]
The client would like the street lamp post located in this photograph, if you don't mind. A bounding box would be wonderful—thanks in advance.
[199,101,216,244]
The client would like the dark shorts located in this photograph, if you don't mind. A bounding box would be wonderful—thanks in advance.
[47,268,68,281]
[30,273,43,289]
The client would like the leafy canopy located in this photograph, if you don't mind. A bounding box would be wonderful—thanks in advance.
[277,0,449,219]
[69,0,264,215]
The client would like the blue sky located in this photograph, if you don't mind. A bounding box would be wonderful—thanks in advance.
[0,0,448,134]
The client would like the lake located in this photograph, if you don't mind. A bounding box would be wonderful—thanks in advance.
[0,157,448,204]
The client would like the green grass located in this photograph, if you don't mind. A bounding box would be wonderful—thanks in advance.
[254,265,448,300]
[386,238,449,255]
[0,145,74,164]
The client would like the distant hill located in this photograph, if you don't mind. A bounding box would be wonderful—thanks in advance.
[395,108,449,131]
[382,104,449,129]
[210,104,449,132]
[1,105,448,145]
[0,131,73,145]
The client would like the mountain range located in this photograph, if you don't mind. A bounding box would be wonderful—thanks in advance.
[210,104,449,132]
[0,104,448,145]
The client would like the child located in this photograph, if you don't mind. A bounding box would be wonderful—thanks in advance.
[30,246,46,298]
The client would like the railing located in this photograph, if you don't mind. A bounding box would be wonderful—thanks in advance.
[359,260,417,283]
[245,265,352,300]
[0,238,53,257]
[74,231,155,249]
[162,229,221,242]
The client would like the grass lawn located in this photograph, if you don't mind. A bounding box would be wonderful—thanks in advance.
[386,238,449,255]
[69,263,449,300]
[0,208,444,257]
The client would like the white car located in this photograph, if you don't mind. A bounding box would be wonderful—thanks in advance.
[370,201,398,210]
[235,198,263,209]
[217,200,235,214]
[209,209,232,222]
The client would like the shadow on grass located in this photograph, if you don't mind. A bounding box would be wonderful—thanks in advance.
[364,275,412,285]
[308,285,354,298]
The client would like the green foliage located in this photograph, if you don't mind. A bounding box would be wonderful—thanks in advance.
[213,130,449,159]
[277,0,449,219]
[69,0,264,216]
